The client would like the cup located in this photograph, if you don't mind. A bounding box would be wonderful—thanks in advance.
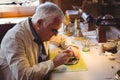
[82,39,90,52]
[97,43,104,55]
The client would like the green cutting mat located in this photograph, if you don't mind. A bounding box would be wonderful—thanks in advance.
[49,52,88,73]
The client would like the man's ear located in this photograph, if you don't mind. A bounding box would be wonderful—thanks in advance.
[37,19,43,29]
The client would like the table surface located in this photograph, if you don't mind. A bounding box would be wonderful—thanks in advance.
[50,27,120,80]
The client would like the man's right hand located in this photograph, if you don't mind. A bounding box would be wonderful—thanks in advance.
[53,49,73,68]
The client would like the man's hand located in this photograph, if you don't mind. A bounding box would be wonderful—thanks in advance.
[67,46,80,59]
[53,49,73,68]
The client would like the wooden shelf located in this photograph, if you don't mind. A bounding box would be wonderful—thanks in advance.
[0,5,36,18]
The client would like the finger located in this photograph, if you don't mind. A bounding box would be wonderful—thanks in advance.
[69,47,80,58]
[65,52,73,57]
[62,49,73,54]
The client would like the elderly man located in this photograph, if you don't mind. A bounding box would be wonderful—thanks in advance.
[0,2,80,80]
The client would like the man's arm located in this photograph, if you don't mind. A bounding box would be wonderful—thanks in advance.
[50,34,80,59]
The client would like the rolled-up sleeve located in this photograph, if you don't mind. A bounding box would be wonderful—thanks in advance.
[50,34,78,49]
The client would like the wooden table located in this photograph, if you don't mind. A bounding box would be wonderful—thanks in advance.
[50,28,120,80]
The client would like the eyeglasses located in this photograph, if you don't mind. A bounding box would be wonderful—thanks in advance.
[52,29,58,35]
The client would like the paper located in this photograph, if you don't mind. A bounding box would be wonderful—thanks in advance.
[49,52,87,72]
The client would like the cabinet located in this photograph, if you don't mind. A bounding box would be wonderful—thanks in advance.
[40,0,99,17]
[40,0,83,13]
[98,0,120,17]
[0,6,36,18]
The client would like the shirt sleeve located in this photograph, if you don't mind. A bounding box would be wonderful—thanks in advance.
[50,34,78,49]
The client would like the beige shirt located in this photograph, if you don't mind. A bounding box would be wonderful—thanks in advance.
[0,18,77,80]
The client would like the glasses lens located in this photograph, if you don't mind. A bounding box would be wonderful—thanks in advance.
[52,29,58,35]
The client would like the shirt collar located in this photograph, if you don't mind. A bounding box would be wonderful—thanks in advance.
[28,17,42,45]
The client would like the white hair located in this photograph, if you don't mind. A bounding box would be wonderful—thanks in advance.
[32,2,64,27]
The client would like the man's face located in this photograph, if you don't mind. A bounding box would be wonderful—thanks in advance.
[38,20,62,41]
